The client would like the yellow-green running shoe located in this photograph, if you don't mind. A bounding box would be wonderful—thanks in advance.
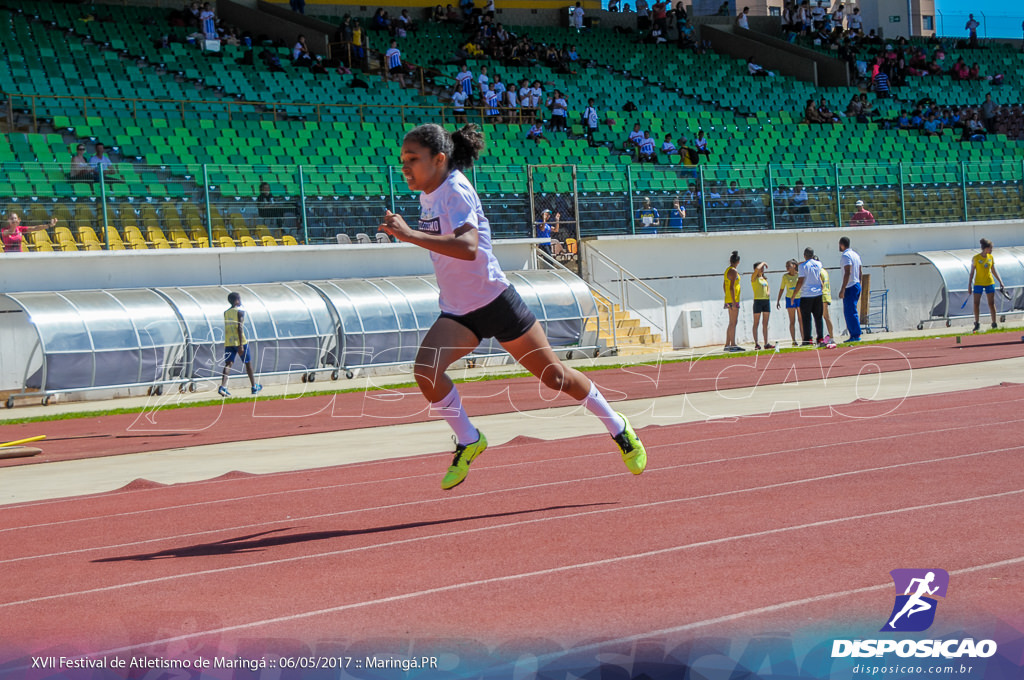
[612,413,647,475]
[441,431,488,490]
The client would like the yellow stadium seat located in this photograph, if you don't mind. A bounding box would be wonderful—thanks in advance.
[282,235,298,246]
[240,236,258,247]
[175,238,192,249]
[261,235,279,247]
[218,236,236,248]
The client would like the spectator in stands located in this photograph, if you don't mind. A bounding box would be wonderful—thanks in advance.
[385,40,411,87]
[694,130,711,159]
[638,130,657,163]
[669,197,686,229]
[846,7,862,33]
[810,0,826,29]
[257,181,285,230]
[583,98,600,146]
[830,3,845,30]
[661,133,679,159]
[88,143,119,182]
[534,209,558,255]
[3,212,57,253]
[570,2,585,31]
[451,87,468,123]
[736,6,750,30]
[546,90,568,131]
[199,3,217,40]
[396,10,416,36]
[804,98,823,123]
[456,64,474,100]
[652,0,669,32]
[950,57,969,80]
[636,0,651,30]
[790,181,810,221]
[717,1,730,17]
[431,5,445,22]
[70,143,92,182]
[673,1,688,29]
[503,82,519,122]
[445,4,460,23]
[872,69,890,99]
[292,35,313,66]
[845,94,863,121]
[849,200,875,226]
[962,112,987,141]
[772,184,791,222]
[817,97,839,123]
[608,0,620,11]
[526,119,549,144]
[626,123,644,156]
[922,113,942,137]
[483,84,500,119]
[747,56,774,77]
[965,14,980,48]
[636,197,660,233]
[981,93,997,131]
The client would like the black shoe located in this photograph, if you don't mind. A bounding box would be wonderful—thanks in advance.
[991,323,998,330]
[973,322,980,332]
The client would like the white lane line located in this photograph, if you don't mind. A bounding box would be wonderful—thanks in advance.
[48,492,1024,660]
[4,397,1023,537]
[1,446,1020,607]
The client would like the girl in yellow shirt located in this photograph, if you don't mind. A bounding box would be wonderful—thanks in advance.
[967,238,1006,331]
[750,261,774,350]
[775,258,804,346]
[723,250,743,351]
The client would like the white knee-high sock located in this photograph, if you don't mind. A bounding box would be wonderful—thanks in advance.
[431,386,479,445]
[580,382,625,436]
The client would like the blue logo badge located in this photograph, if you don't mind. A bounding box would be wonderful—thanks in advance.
[881,569,949,632]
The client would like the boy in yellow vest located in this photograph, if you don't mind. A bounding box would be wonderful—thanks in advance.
[219,292,262,397]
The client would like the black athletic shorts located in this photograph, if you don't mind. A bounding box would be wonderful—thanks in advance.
[752,299,771,314]
[439,285,537,343]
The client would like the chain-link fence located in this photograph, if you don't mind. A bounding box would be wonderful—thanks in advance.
[3,159,1022,252]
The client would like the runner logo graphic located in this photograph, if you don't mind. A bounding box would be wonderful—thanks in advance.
[881,569,949,632]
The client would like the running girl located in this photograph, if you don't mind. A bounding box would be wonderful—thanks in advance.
[378,124,647,490]
[750,261,774,350]
[776,258,804,346]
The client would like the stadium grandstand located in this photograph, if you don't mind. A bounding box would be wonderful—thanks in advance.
[2,0,1024,405]
[2,0,1024,251]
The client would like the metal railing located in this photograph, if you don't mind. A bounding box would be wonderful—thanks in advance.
[582,240,670,345]
[2,159,1022,254]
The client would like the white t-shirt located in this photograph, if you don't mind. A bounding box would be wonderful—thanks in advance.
[451,90,467,111]
[529,86,543,108]
[847,13,862,30]
[417,170,509,315]
[478,73,489,91]
[840,248,862,287]
[737,13,749,29]
[798,258,824,297]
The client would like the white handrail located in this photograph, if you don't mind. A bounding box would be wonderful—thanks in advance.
[582,241,670,344]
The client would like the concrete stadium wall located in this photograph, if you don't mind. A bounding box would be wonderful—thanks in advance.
[0,241,540,294]
[701,24,819,86]
[586,220,1024,348]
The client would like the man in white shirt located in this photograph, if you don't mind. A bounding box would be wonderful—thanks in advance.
[583,98,599,146]
[846,8,862,33]
[838,236,862,342]
[965,14,980,47]
[736,6,749,30]
[795,247,825,345]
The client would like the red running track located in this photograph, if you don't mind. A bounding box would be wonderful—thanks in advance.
[2,332,1022,467]
[1,382,1022,667]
